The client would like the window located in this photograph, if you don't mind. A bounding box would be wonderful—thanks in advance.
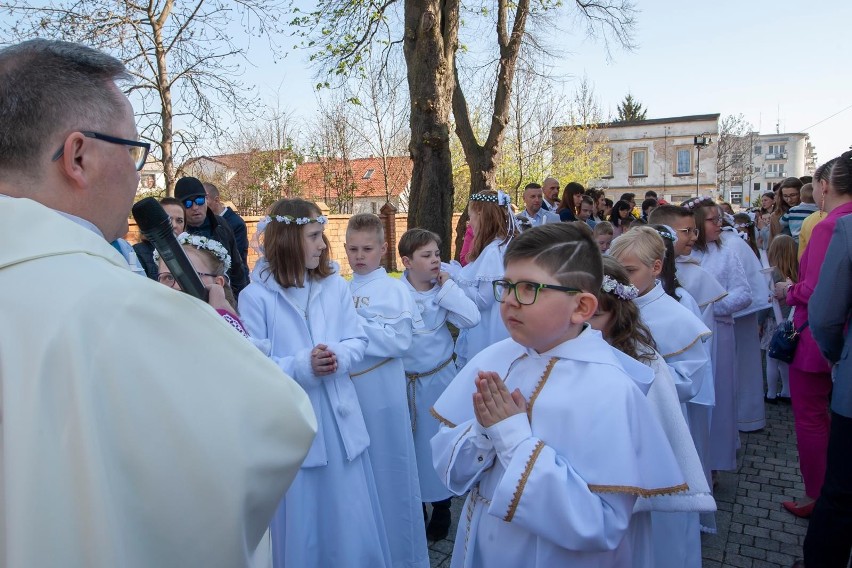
[754,145,762,155]
[630,148,647,177]
[363,168,375,179]
[767,144,787,156]
[754,182,761,193]
[767,163,786,173]
[675,147,692,175]
[370,201,377,213]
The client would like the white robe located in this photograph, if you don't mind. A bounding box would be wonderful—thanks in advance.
[401,273,480,502]
[431,328,687,568]
[721,231,769,432]
[634,354,716,568]
[349,268,430,568]
[444,239,509,367]
[690,244,752,471]
[634,282,712,409]
[240,265,392,568]
[1,198,317,568]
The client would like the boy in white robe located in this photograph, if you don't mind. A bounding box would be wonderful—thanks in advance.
[431,223,687,568]
[345,214,431,568]
[398,228,481,541]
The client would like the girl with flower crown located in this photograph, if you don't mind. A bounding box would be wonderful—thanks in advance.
[153,232,240,319]
[590,256,715,568]
[444,189,516,368]
[239,198,392,568]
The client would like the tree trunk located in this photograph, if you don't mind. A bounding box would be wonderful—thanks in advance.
[403,0,460,260]
[151,3,175,196]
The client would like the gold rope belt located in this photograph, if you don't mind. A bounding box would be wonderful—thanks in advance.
[349,357,393,378]
[405,355,455,432]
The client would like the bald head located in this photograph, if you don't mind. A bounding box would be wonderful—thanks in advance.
[542,177,560,202]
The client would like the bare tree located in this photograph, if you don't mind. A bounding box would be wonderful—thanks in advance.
[308,98,362,214]
[289,0,636,258]
[1,0,290,195]
[716,114,756,202]
[343,51,411,204]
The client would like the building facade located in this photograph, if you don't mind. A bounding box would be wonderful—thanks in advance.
[724,132,817,207]
[554,114,721,205]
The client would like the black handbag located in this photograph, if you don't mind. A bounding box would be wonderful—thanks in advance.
[767,320,809,363]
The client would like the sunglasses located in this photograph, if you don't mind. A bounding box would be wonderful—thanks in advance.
[183,196,206,209]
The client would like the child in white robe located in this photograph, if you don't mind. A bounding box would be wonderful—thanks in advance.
[590,256,716,568]
[345,214,431,568]
[443,190,516,368]
[609,226,712,415]
[720,227,770,432]
[431,223,687,568]
[398,228,481,541]
[240,199,392,568]
[682,197,752,473]
[650,205,727,493]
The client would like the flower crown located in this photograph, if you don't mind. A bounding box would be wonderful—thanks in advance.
[682,195,715,210]
[601,274,639,300]
[656,228,675,242]
[153,232,231,271]
[734,221,753,229]
[263,214,328,226]
[470,190,511,208]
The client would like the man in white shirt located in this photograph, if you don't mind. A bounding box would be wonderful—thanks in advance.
[0,39,316,568]
[516,183,560,227]
[541,177,561,211]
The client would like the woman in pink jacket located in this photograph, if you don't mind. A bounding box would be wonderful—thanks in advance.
[776,153,852,517]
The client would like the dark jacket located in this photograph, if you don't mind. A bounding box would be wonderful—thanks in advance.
[221,207,250,281]
[186,209,248,299]
[132,240,158,280]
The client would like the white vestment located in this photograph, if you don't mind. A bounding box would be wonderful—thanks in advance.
[401,273,480,502]
[0,198,317,568]
[349,268,430,568]
[634,282,712,409]
[444,239,509,367]
[431,328,687,568]
[240,265,392,568]
[690,244,752,471]
[634,354,716,568]
[721,231,769,432]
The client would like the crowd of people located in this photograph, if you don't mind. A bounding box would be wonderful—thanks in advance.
[2,38,850,568]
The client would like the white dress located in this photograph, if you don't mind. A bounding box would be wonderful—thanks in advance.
[634,282,712,413]
[401,273,480,502]
[349,268,430,568]
[635,353,716,568]
[722,231,771,432]
[431,328,688,568]
[445,239,510,367]
[689,244,752,471]
[240,265,392,568]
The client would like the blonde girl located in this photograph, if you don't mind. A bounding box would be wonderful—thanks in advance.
[593,220,614,253]
[763,235,798,402]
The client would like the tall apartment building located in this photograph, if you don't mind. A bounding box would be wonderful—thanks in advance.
[723,132,817,207]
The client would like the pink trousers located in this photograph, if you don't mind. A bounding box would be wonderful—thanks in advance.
[788,367,832,499]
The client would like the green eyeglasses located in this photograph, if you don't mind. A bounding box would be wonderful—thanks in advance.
[493,279,582,305]
[52,131,150,171]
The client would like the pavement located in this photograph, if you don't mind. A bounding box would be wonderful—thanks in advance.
[427,399,810,567]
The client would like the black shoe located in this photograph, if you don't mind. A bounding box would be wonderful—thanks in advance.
[765,396,778,404]
[778,396,792,405]
[426,499,452,541]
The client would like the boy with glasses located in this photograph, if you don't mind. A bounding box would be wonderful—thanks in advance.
[431,223,685,567]
[175,176,248,299]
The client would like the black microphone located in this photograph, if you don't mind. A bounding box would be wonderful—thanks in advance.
[132,197,209,301]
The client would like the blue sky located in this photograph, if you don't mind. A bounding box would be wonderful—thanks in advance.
[241,0,851,161]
